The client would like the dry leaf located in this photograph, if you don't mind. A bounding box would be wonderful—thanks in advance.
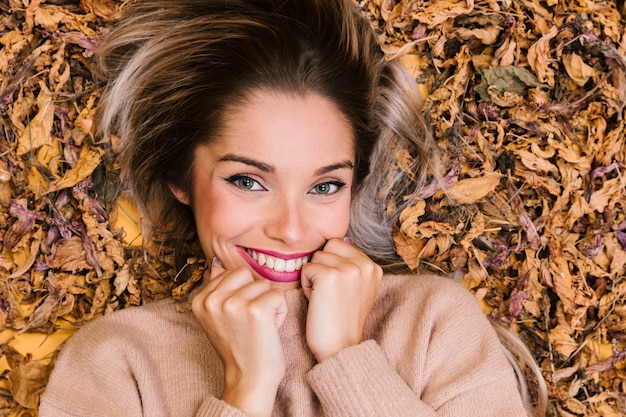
[527,25,558,85]
[563,53,598,87]
[442,173,502,204]
[16,82,55,156]
[9,361,51,409]
[47,147,105,192]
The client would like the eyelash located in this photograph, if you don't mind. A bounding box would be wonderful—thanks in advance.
[225,175,266,191]
[309,181,346,195]
[225,175,346,195]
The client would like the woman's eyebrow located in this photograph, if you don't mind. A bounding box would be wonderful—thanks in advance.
[314,160,354,176]
[219,154,354,176]
[218,154,274,172]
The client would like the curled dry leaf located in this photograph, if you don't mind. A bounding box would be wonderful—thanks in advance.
[440,173,502,205]
[563,53,598,87]
[8,361,50,409]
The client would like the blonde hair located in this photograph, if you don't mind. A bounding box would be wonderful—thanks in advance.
[349,58,441,271]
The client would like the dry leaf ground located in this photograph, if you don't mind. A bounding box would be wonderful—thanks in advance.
[0,0,625,415]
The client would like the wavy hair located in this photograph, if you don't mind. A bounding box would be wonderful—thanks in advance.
[97,0,440,271]
[97,0,386,261]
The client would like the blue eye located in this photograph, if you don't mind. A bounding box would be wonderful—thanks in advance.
[226,175,265,191]
[310,181,345,195]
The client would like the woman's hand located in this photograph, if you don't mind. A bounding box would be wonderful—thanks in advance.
[301,238,383,363]
[191,260,288,417]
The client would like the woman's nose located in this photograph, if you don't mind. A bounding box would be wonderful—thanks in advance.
[264,198,307,245]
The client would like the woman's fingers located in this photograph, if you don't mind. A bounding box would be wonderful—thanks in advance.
[209,256,225,279]
[301,238,382,362]
[191,263,287,415]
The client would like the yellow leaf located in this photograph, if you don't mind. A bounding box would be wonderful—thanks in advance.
[551,323,579,358]
[73,94,98,143]
[587,337,614,362]
[17,82,55,155]
[8,229,43,279]
[461,211,485,249]
[454,26,501,45]
[47,146,104,193]
[37,142,61,167]
[588,178,624,213]
[416,220,462,238]
[549,257,576,313]
[27,166,49,196]
[393,232,424,270]
[413,0,475,29]
[398,199,426,237]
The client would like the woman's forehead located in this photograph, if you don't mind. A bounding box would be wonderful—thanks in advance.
[211,90,356,155]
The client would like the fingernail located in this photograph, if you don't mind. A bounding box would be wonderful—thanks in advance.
[343,236,354,246]
[211,257,222,268]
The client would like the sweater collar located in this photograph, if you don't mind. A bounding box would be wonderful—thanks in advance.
[281,288,308,337]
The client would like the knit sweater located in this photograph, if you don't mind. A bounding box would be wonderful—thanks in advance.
[39,274,528,416]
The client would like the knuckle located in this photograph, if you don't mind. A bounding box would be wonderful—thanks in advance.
[190,296,203,316]
[222,296,243,316]
[371,262,383,278]
[310,250,324,263]
[345,263,361,279]
[325,238,340,249]
[191,291,211,312]
[246,302,266,320]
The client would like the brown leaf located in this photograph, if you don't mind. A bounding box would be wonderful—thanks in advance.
[44,236,91,273]
[442,173,502,204]
[412,0,475,29]
[80,0,120,20]
[563,53,598,87]
[47,147,105,193]
[527,25,558,85]
[9,360,50,409]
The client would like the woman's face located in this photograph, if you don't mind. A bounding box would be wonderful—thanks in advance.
[172,90,355,289]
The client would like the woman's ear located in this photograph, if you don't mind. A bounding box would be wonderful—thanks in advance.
[168,183,190,205]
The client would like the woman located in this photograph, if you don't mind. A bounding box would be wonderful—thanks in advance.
[39,0,540,415]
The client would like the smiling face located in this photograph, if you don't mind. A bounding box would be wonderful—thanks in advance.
[171,90,356,289]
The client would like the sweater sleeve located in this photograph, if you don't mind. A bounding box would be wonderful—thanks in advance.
[307,340,438,416]
[38,312,248,417]
[38,319,145,417]
[306,275,528,417]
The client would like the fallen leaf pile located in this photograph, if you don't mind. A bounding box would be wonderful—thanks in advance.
[361,0,626,415]
[0,1,181,414]
[0,0,624,415]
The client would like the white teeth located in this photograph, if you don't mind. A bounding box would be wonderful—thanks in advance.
[285,259,295,272]
[274,258,285,272]
[246,249,308,273]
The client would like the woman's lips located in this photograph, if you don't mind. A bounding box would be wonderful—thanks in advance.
[236,246,312,283]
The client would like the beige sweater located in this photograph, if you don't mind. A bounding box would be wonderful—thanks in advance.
[39,274,528,416]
